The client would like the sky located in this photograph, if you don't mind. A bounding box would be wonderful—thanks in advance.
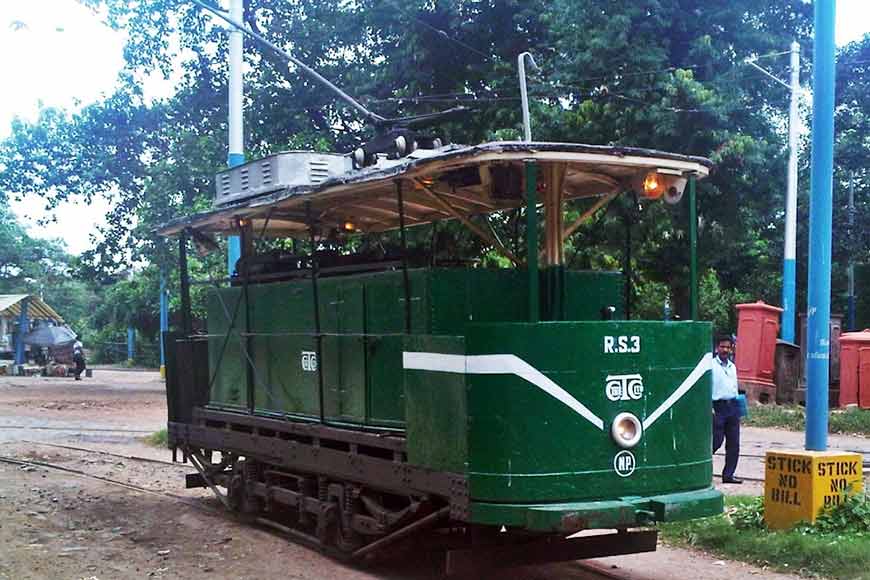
[1,0,869,256]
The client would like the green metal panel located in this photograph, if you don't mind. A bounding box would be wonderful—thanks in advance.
[470,486,722,532]
[206,267,635,432]
[366,335,406,426]
[364,270,428,426]
[249,281,319,416]
[404,335,467,472]
[320,278,366,423]
[857,264,870,330]
[563,270,624,320]
[465,320,712,503]
[429,268,528,334]
[207,287,247,409]
[364,269,430,334]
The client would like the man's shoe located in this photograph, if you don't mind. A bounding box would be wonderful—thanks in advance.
[722,476,743,484]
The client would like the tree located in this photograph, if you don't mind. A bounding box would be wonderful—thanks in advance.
[0,0,826,327]
[0,206,99,334]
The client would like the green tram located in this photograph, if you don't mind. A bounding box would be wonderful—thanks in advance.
[160,141,723,572]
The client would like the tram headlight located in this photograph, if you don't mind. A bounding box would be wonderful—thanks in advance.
[635,169,688,203]
[611,412,642,448]
[642,171,665,199]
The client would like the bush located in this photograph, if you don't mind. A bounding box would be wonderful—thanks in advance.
[800,492,870,535]
[144,429,168,447]
[728,495,765,530]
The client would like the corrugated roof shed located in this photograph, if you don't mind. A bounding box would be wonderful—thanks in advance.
[0,295,65,323]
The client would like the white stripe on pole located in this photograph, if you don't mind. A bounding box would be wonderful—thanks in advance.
[228,0,243,160]
[785,41,800,262]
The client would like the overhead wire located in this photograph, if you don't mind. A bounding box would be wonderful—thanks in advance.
[381,0,502,64]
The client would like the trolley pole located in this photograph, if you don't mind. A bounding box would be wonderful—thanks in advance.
[226,0,245,275]
[805,0,836,452]
[782,41,800,343]
[847,172,856,331]
[518,52,539,142]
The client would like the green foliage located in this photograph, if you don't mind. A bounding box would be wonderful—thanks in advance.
[3,0,863,335]
[802,493,870,536]
[0,207,99,335]
[745,405,870,437]
[743,404,806,431]
[663,495,870,579]
[729,495,765,531]
[144,429,168,448]
[699,269,751,333]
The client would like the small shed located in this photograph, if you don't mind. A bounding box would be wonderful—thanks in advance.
[0,295,66,362]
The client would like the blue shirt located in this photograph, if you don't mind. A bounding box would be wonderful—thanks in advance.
[711,355,738,401]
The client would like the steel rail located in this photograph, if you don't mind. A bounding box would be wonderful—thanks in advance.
[0,425,151,433]
[16,440,183,468]
[0,454,214,512]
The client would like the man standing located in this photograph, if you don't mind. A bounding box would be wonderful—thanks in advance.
[712,335,741,484]
[72,337,86,381]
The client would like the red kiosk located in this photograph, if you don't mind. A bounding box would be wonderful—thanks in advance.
[735,301,783,404]
[839,330,870,408]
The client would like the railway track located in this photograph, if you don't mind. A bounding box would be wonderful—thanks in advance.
[0,446,639,580]
[17,439,183,468]
[0,453,215,512]
[0,425,152,433]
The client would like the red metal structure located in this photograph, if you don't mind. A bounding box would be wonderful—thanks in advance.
[735,301,783,403]
[839,330,870,408]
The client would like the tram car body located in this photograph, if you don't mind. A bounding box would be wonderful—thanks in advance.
[161,142,722,571]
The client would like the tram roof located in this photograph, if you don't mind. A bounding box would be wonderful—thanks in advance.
[157,141,712,238]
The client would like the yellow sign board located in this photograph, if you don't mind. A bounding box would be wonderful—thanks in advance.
[764,450,863,530]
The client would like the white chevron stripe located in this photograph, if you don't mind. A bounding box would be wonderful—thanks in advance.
[403,352,605,430]
[642,353,713,430]
[404,351,713,435]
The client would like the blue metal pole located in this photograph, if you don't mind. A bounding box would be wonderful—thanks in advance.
[226,0,245,275]
[782,41,801,344]
[159,274,169,374]
[805,0,836,452]
[14,297,30,365]
[127,326,135,362]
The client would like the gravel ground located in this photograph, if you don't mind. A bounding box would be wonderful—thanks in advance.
[0,370,809,580]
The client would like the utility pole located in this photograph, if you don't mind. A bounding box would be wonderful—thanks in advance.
[805,0,836,452]
[848,172,856,331]
[159,273,169,378]
[783,41,801,343]
[746,42,800,343]
[226,0,245,275]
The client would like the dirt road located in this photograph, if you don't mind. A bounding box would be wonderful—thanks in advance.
[0,371,804,580]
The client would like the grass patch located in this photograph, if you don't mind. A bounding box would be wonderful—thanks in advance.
[744,405,806,430]
[745,405,870,436]
[662,495,870,579]
[143,428,168,447]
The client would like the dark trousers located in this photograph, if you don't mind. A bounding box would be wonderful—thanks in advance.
[713,399,740,479]
[73,354,86,380]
